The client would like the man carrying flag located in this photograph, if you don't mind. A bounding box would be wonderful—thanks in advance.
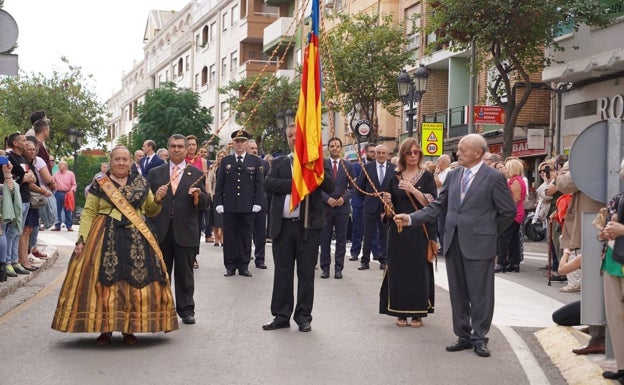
[262,0,334,332]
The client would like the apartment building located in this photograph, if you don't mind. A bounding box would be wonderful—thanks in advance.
[106,0,281,149]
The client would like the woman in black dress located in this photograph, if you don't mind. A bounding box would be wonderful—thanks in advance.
[380,137,437,327]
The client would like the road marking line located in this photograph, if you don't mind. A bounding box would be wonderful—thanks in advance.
[0,272,64,326]
[499,325,550,385]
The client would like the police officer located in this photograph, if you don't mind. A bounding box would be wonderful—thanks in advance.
[214,130,266,277]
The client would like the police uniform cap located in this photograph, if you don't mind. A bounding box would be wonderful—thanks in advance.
[231,130,251,140]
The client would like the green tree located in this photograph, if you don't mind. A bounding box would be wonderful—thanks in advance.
[219,74,299,153]
[321,13,414,142]
[132,82,213,150]
[0,57,107,157]
[427,0,611,157]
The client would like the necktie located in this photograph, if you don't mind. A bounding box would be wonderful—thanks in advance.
[171,165,180,194]
[461,169,472,201]
[237,155,243,166]
[379,164,385,183]
[332,160,338,179]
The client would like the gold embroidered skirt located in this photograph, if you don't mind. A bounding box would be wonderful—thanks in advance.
[51,215,178,334]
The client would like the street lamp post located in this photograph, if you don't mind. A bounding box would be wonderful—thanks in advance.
[275,108,295,154]
[67,127,84,172]
[397,64,429,138]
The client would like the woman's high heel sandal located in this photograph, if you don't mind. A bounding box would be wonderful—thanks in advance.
[122,333,138,345]
[96,332,112,345]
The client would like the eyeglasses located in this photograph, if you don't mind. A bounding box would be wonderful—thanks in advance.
[405,150,420,156]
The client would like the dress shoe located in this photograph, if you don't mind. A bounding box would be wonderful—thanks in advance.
[181,315,196,324]
[379,263,386,270]
[473,342,491,357]
[334,270,343,279]
[12,263,30,275]
[320,270,330,279]
[262,320,290,331]
[494,264,506,273]
[224,270,235,277]
[572,343,605,355]
[358,263,369,270]
[255,263,267,269]
[603,370,624,380]
[67,228,73,232]
[446,338,473,352]
[298,322,312,332]
[239,269,253,277]
[505,264,520,273]
[348,256,358,261]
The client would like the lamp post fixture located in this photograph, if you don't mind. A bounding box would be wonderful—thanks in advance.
[67,127,84,172]
[275,108,296,154]
[397,64,429,138]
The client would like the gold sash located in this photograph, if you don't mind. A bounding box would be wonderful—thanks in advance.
[95,174,164,262]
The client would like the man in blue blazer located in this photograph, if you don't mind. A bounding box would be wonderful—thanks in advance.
[394,134,515,358]
[140,139,165,176]
[320,137,354,279]
[355,144,394,270]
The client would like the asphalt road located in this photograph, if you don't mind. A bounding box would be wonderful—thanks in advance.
[0,230,605,385]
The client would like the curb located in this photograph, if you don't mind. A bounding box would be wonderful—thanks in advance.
[535,326,615,385]
[0,247,59,301]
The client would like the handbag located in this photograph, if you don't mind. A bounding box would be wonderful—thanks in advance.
[403,177,438,265]
[29,191,47,208]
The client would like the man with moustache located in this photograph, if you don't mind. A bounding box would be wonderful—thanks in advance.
[148,134,210,325]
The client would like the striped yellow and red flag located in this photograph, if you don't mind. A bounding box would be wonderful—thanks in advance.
[290,0,323,212]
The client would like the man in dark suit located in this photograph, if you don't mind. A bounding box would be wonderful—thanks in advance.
[262,123,334,333]
[214,129,266,277]
[247,139,270,269]
[131,150,144,175]
[356,144,394,270]
[394,134,516,357]
[140,139,165,176]
[349,143,378,261]
[320,137,354,279]
[148,134,210,325]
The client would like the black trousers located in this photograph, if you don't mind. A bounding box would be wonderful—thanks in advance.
[223,212,254,271]
[160,222,195,317]
[319,209,349,272]
[361,212,387,264]
[270,220,320,325]
[253,211,267,263]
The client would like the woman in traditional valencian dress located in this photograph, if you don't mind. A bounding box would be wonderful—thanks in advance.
[380,137,437,327]
[52,146,178,345]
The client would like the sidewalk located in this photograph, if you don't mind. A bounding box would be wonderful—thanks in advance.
[0,245,60,301]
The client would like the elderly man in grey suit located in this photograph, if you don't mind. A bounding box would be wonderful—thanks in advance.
[394,134,515,358]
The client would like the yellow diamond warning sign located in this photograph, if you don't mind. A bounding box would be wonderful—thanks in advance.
[421,122,444,156]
